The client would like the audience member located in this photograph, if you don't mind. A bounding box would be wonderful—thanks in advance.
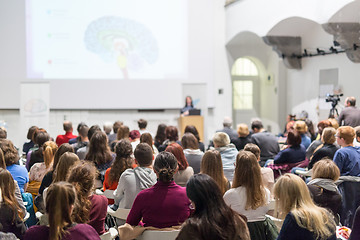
[274,174,336,240]
[212,132,238,181]
[176,174,250,240]
[184,125,205,152]
[250,119,280,166]
[71,124,89,153]
[139,132,159,156]
[354,126,360,147]
[216,116,238,140]
[158,126,179,152]
[333,126,360,176]
[200,150,230,195]
[68,122,87,145]
[305,118,316,142]
[52,152,80,184]
[294,120,311,149]
[126,151,191,228]
[110,125,130,152]
[271,132,306,165]
[103,122,112,137]
[0,127,7,139]
[24,182,100,240]
[165,143,194,186]
[108,121,123,145]
[77,125,101,160]
[67,161,107,235]
[338,96,360,127]
[181,133,204,174]
[113,143,156,209]
[232,123,252,151]
[29,141,58,182]
[138,118,153,137]
[154,123,167,151]
[27,131,50,171]
[306,120,332,159]
[23,126,38,155]
[55,121,77,146]
[129,130,140,151]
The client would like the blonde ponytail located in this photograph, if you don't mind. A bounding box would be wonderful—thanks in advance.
[43,141,58,169]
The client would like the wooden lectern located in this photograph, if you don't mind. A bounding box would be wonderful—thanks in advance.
[178,116,204,141]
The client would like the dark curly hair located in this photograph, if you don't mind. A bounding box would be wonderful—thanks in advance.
[0,139,19,166]
[154,152,178,182]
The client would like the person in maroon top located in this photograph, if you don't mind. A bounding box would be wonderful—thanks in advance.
[56,121,77,146]
[67,161,107,235]
[126,151,191,228]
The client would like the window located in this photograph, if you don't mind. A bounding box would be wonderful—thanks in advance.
[233,80,253,109]
[231,58,258,76]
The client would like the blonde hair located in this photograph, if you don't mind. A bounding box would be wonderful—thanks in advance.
[43,141,58,169]
[213,132,230,148]
[294,121,308,134]
[232,151,266,210]
[337,126,355,144]
[312,159,340,181]
[328,118,339,129]
[200,150,229,195]
[237,124,249,137]
[53,152,80,183]
[321,127,336,144]
[274,174,336,239]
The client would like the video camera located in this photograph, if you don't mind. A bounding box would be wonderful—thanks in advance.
[325,93,343,108]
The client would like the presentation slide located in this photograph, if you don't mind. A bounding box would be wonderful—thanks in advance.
[26,0,188,80]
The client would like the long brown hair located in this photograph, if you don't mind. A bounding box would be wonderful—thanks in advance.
[85,131,113,166]
[43,141,58,169]
[0,168,24,221]
[140,133,155,153]
[0,148,5,169]
[46,182,76,240]
[232,150,266,210]
[108,139,132,185]
[0,139,19,166]
[53,152,80,183]
[200,150,228,195]
[52,143,74,171]
[67,161,96,223]
[165,143,188,170]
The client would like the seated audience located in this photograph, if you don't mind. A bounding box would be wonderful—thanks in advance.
[126,152,191,228]
[294,120,311,149]
[77,125,101,160]
[232,123,252,151]
[139,132,159,157]
[129,130,140,152]
[52,152,80,184]
[103,122,112,137]
[24,182,100,240]
[29,141,58,182]
[23,126,38,155]
[55,121,77,146]
[216,116,238,140]
[138,118,153,137]
[108,121,122,145]
[165,143,194,187]
[212,132,238,182]
[184,125,205,152]
[224,151,275,240]
[0,168,26,239]
[154,123,166,151]
[27,131,50,171]
[181,133,204,174]
[274,173,336,240]
[0,139,28,193]
[113,143,156,209]
[176,174,250,240]
[307,159,342,220]
[271,132,306,165]
[71,124,89,153]
[110,125,130,152]
[0,127,6,139]
[200,150,230,195]
[158,126,180,152]
[333,126,360,176]
[67,161,107,235]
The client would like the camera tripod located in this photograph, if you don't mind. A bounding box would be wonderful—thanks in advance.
[328,106,339,118]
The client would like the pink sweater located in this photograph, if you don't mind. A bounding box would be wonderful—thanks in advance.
[126,181,191,228]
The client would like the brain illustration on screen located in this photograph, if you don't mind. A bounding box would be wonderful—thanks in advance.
[84,16,159,79]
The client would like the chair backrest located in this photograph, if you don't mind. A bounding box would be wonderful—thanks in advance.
[136,230,180,240]
[95,179,103,189]
[107,207,131,220]
[104,190,115,200]
[100,231,111,240]
[337,179,360,227]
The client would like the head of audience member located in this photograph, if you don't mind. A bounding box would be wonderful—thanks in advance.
[165,126,178,142]
[273,173,336,239]
[155,124,167,144]
[237,123,249,138]
[0,139,19,166]
[312,158,340,181]
[336,126,355,147]
[67,161,97,224]
[184,125,200,142]
[181,133,199,150]
[223,116,233,128]
[251,119,264,133]
[212,132,230,148]
[328,118,339,130]
[43,141,58,169]
[78,125,89,141]
[35,131,51,148]
[140,133,155,153]
[63,121,73,133]
[153,152,178,183]
[26,126,39,141]
[0,168,24,218]
[107,139,133,185]
[305,119,315,137]
[317,120,332,136]
[0,127,7,139]
[243,143,260,161]
[117,125,130,141]
[321,127,336,145]
[45,182,76,240]
[85,131,112,166]
[75,122,87,135]
[52,143,74,172]
[345,96,356,107]
[32,128,48,143]
[184,174,249,240]
[184,96,193,108]
[200,150,227,195]
[87,125,101,141]
[285,121,295,135]
[112,121,123,134]
[103,122,112,135]
[232,150,265,210]
[137,119,148,130]
[165,143,189,171]
[355,126,360,143]
[286,132,301,147]
[294,120,308,135]
[53,152,80,183]
[129,130,140,142]
[134,143,153,167]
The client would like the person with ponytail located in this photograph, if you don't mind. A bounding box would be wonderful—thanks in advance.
[67,161,107,235]
[0,168,26,239]
[29,141,58,182]
[24,182,100,240]
[126,151,191,228]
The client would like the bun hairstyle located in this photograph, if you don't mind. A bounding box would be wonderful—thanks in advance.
[154,152,178,182]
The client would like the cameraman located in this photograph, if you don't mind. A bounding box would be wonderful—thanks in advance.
[338,96,360,127]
